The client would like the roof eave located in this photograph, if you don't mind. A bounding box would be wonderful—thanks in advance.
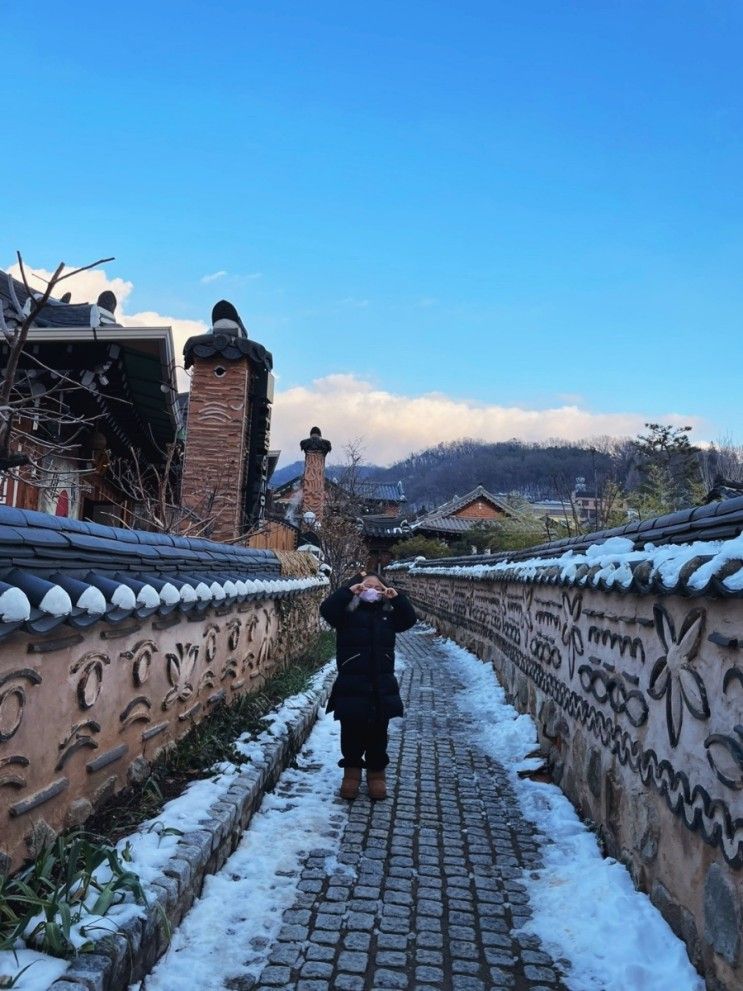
[24,324,180,433]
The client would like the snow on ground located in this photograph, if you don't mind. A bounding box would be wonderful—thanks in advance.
[441,636,705,991]
[0,949,69,991]
[131,709,346,991]
[111,660,335,888]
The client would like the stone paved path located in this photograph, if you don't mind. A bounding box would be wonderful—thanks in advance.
[251,628,570,991]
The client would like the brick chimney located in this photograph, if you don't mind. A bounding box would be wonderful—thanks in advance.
[181,301,273,541]
[300,427,332,524]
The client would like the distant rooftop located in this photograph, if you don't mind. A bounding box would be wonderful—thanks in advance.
[412,485,520,535]
[1,271,120,333]
[272,473,406,504]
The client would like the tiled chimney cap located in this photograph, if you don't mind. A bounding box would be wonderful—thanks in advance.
[211,299,248,338]
[183,299,273,371]
[300,426,332,455]
[97,290,117,315]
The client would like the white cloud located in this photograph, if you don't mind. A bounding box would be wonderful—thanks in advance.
[5,263,713,465]
[8,262,205,390]
[200,270,227,284]
[270,373,709,466]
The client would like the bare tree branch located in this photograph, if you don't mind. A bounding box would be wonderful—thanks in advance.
[0,253,116,473]
[56,257,115,284]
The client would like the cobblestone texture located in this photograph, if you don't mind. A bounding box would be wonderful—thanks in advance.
[250,628,569,991]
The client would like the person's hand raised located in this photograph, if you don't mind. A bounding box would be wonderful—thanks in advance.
[350,583,365,595]
[383,586,398,599]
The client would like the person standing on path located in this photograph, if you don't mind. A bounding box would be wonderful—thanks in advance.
[320,573,417,801]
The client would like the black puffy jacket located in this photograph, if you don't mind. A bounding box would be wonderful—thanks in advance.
[320,586,417,721]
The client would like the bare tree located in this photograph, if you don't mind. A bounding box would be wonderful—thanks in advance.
[550,471,583,536]
[592,479,627,529]
[699,434,743,492]
[106,440,223,537]
[318,439,369,589]
[0,254,115,497]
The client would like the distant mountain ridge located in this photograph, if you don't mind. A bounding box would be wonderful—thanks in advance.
[271,438,636,512]
[374,439,631,510]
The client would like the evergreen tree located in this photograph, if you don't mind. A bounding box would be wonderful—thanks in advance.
[389,535,451,560]
[631,424,705,517]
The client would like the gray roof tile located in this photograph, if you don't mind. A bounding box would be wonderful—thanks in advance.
[0,505,314,641]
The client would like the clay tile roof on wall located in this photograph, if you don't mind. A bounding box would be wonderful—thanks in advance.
[182,333,273,371]
[400,494,743,598]
[0,506,324,642]
[361,515,411,538]
[270,475,407,503]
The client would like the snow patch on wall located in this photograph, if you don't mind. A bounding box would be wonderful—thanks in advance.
[136,585,161,609]
[38,585,72,617]
[0,586,31,622]
[391,532,743,594]
[112,584,137,610]
[76,585,106,614]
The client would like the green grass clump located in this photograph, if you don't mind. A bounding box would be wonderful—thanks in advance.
[0,831,145,959]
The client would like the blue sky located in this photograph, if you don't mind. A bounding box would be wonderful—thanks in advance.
[3,2,742,462]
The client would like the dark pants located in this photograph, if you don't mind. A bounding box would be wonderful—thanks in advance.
[339,719,390,771]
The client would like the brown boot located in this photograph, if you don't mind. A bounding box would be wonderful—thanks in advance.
[367,770,387,801]
[340,767,362,800]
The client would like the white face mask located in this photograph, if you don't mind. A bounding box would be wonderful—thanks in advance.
[359,587,383,603]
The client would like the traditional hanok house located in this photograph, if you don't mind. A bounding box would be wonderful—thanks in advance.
[360,513,411,571]
[267,428,408,568]
[271,461,407,526]
[410,485,524,550]
[0,272,179,524]
[352,481,410,570]
[0,271,279,543]
[519,499,571,543]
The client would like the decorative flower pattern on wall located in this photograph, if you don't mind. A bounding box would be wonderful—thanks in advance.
[203,624,220,664]
[226,619,241,651]
[56,720,101,771]
[561,592,584,679]
[648,605,709,748]
[0,669,41,792]
[0,669,41,743]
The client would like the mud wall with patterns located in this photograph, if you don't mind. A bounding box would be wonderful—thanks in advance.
[391,567,743,991]
[0,587,323,874]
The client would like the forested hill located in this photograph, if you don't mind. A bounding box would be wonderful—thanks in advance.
[271,432,741,517]
[271,439,638,510]
[377,439,637,510]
